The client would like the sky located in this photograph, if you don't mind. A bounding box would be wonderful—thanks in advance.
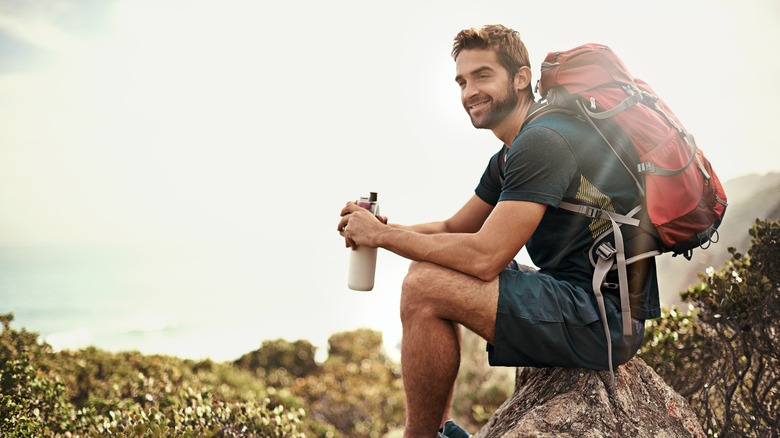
[1,0,779,360]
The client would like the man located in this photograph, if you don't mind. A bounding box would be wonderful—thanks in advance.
[337,24,660,437]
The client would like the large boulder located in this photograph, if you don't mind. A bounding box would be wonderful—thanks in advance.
[475,357,704,437]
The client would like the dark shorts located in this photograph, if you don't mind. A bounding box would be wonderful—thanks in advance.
[487,261,645,370]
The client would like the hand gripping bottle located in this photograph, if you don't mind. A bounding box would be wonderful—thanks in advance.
[348,192,379,291]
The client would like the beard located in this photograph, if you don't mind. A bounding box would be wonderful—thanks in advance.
[466,82,520,129]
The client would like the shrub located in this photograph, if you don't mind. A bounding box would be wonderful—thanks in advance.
[234,339,319,378]
[0,314,74,437]
[291,330,405,438]
[0,314,328,437]
[640,219,780,436]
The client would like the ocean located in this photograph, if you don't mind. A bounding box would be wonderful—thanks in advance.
[0,243,408,363]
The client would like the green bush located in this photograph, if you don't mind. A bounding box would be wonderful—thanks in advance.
[233,329,406,438]
[234,339,319,378]
[1,317,407,437]
[0,314,73,437]
[0,314,328,437]
[301,330,405,437]
[640,218,780,437]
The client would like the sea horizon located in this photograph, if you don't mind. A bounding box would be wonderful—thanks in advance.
[0,243,406,363]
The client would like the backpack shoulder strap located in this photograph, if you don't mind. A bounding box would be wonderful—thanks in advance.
[524,102,580,126]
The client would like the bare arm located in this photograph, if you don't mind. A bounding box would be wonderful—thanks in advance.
[339,199,546,281]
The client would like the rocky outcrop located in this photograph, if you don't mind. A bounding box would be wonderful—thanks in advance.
[475,357,704,437]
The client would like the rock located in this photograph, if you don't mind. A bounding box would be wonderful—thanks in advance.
[474,357,705,437]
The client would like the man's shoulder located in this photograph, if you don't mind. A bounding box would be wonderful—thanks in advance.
[520,105,612,162]
[524,105,589,134]
[511,107,591,154]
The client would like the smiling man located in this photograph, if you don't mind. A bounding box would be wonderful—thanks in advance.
[337,24,659,437]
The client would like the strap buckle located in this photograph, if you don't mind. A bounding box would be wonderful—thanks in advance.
[581,206,601,218]
[637,161,655,174]
[596,242,617,260]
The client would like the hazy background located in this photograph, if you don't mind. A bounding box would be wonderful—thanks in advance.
[1,0,778,362]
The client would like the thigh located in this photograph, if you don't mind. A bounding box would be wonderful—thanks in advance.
[402,261,500,343]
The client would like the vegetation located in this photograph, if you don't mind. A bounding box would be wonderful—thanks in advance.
[639,219,779,437]
[234,329,406,437]
[2,219,778,436]
[0,317,411,437]
[0,311,321,437]
[0,315,517,437]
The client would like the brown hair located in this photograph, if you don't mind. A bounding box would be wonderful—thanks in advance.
[452,24,533,98]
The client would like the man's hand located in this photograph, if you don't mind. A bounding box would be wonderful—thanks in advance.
[337,201,387,249]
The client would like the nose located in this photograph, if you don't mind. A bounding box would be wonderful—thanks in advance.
[462,81,479,102]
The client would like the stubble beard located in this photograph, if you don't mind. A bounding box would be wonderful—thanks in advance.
[467,83,520,130]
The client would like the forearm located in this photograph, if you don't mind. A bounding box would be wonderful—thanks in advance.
[373,200,545,280]
[375,227,500,280]
[386,220,451,235]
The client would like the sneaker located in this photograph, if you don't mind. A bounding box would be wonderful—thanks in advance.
[438,420,471,438]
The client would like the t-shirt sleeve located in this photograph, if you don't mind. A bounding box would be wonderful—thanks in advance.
[500,124,578,207]
[474,148,504,206]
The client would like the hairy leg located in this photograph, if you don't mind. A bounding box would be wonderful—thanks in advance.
[440,321,461,426]
[400,261,499,437]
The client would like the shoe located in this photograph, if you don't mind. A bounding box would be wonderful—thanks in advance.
[438,420,471,438]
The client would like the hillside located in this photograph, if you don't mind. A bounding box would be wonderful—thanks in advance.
[657,172,780,306]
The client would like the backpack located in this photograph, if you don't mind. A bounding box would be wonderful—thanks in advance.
[531,43,728,378]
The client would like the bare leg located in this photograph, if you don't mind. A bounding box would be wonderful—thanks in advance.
[440,322,461,427]
[400,261,499,438]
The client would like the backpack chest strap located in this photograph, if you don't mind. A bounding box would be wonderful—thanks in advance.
[558,201,640,227]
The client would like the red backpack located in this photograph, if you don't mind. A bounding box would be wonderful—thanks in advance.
[533,43,727,378]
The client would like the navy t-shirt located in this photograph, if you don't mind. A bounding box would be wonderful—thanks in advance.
[475,109,661,320]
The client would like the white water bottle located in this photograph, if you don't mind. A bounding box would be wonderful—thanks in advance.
[348,192,379,291]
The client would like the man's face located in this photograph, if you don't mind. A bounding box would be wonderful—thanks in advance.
[455,48,519,130]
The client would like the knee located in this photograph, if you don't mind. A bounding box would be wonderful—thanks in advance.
[400,261,439,323]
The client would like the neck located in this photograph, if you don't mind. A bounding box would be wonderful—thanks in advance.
[494,98,534,147]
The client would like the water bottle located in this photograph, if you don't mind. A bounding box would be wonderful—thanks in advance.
[348,192,379,291]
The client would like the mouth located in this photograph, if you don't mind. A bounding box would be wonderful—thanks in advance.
[468,99,491,114]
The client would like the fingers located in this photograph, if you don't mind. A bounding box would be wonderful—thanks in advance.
[337,211,356,248]
[337,200,382,250]
[340,201,359,217]
[337,214,350,233]
[340,221,357,249]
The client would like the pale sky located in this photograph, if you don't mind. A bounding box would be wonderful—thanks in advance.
[1,0,779,360]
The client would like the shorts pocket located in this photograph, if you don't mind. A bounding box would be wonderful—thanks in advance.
[499,269,600,326]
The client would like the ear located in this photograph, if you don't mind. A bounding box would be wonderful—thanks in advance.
[514,66,532,91]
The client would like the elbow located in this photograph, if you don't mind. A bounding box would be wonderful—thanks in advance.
[471,256,506,282]
[475,271,499,282]
[475,270,502,283]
